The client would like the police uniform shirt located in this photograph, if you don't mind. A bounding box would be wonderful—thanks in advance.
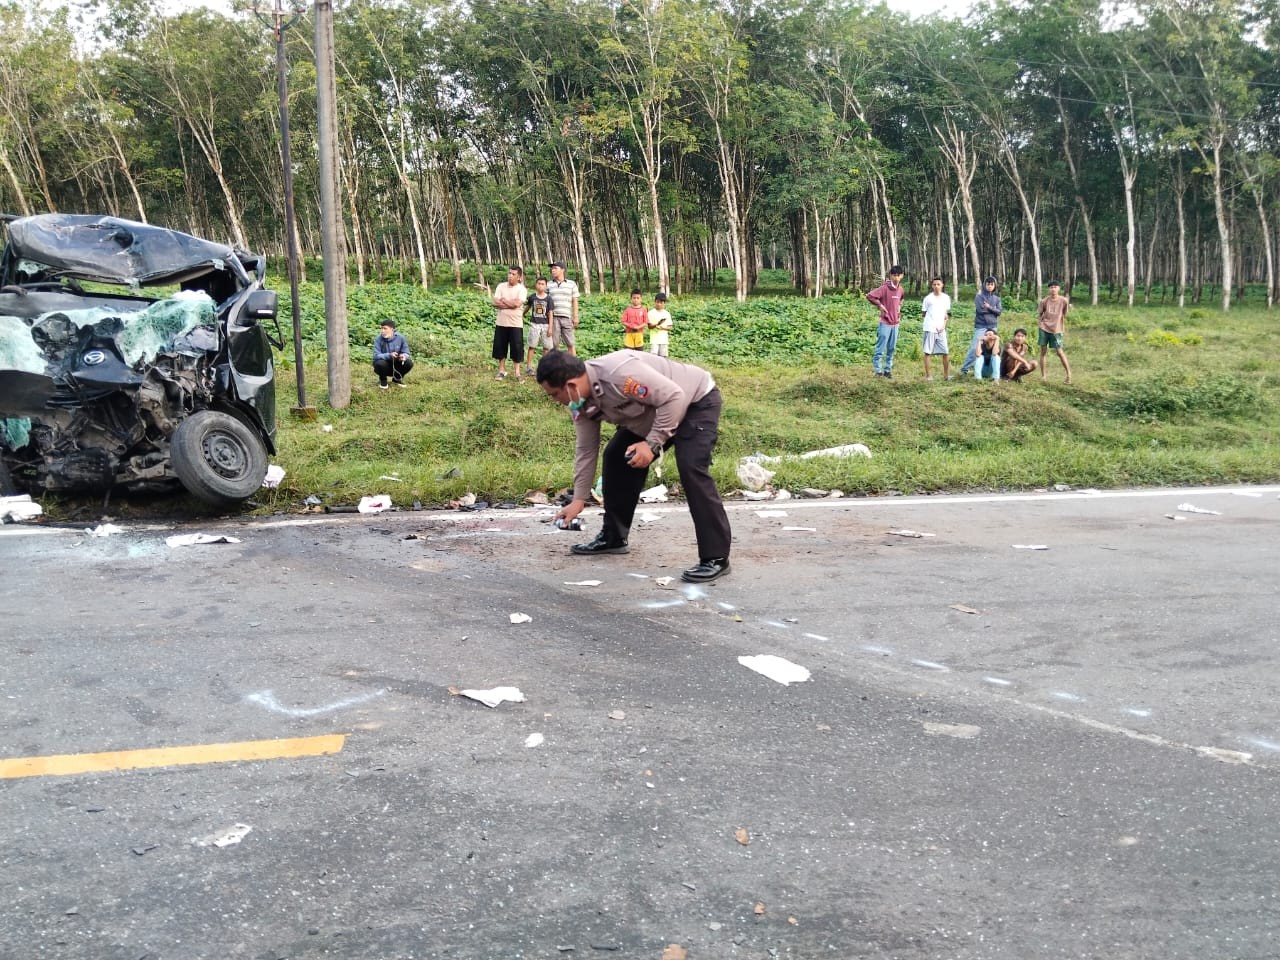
[571,350,715,502]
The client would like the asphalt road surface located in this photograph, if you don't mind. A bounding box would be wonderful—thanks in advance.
[2,484,1278,960]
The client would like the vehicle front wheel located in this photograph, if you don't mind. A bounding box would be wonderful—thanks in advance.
[170,411,268,507]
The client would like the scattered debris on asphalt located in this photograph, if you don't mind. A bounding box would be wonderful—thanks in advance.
[608,710,626,721]
[737,654,811,686]
[0,495,41,522]
[563,580,602,587]
[888,529,935,538]
[524,733,544,748]
[949,603,980,614]
[1176,503,1221,515]
[755,510,787,518]
[165,533,241,547]
[358,494,392,514]
[639,484,668,503]
[1012,544,1049,550]
[509,612,532,624]
[192,823,252,848]
[734,828,750,846]
[86,523,125,538]
[449,686,526,709]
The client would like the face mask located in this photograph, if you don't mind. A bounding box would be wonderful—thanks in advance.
[567,384,586,421]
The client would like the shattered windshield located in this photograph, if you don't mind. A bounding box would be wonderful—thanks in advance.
[0,291,216,375]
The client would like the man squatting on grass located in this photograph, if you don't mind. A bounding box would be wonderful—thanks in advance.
[537,349,733,584]
[372,320,412,389]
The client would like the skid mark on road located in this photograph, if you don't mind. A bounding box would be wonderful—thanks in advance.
[0,734,346,779]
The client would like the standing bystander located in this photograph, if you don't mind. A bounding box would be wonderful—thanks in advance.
[921,276,952,381]
[491,266,528,381]
[621,288,648,350]
[866,265,906,378]
[546,260,580,355]
[647,291,673,357]
[524,275,553,375]
[1037,281,1073,383]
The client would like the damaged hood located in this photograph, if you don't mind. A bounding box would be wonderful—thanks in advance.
[4,214,239,286]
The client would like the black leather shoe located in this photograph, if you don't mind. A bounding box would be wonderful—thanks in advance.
[681,557,730,582]
[571,533,629,555]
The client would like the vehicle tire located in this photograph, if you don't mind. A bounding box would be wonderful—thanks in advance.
[170,411,268,507]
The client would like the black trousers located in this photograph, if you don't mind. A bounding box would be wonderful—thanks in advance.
[600,388,732,561]
[373,357,413,383]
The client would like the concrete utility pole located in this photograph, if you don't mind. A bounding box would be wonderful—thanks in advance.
[314,0,349,408]
[254,0,315,420]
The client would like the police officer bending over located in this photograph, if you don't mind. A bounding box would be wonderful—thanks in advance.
[536,349,732,583]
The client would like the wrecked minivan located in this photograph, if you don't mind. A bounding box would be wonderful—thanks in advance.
[0,214,282,507]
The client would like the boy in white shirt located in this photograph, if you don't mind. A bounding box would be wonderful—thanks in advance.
[647,291,673,357]
[921,276,952,381]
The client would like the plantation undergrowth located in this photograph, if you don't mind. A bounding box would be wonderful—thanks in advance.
[254,279,1280,513]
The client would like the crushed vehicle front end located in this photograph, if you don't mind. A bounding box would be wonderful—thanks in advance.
[0,214,281,507]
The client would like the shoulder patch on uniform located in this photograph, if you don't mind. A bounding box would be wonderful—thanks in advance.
[622,377,650,399]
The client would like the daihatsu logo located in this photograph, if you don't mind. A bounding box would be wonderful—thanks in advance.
[83,350,106,365]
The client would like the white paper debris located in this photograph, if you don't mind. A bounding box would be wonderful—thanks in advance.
[192,823,253,848]
[358,494,392,513]
[458,686,526,709]
[1012,544,1049,550]
[509,612,532,624]
[639,484,669,503]
[755,510,788,518]
[782,526,817,532]
[524,733,545,748]
[86,523,125,538]
[888,529,935,538]
[261,464,286,488]
[635,510,662,524]
[1176,503,1221,515]
[377,475,404,482]
[166,533,242,547]
[774,489,792,500]
[0,494,42,522]
[654,576,675,587]
[1165,514,1187,521]
[322,424,333,432]
[740,490,773,501]
[737,654,811,686]
[563,580,602,587]
[1230,491,1262,498]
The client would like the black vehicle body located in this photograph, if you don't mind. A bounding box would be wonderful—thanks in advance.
[0,214,282,506]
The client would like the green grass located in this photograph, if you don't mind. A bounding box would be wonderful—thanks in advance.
[252,283,1280,512]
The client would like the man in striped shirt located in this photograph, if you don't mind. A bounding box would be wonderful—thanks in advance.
[545,260,580,355]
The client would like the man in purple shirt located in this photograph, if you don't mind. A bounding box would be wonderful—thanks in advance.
[866,265,905,378]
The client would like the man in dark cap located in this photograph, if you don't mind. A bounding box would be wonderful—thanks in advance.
[537,349,732,583]
[961,276,1003,378]
[545,260,580,355]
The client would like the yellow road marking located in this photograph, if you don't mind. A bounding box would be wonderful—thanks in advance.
[0,734,346,780]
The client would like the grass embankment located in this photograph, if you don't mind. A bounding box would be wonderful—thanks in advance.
[261,282,1280,511]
